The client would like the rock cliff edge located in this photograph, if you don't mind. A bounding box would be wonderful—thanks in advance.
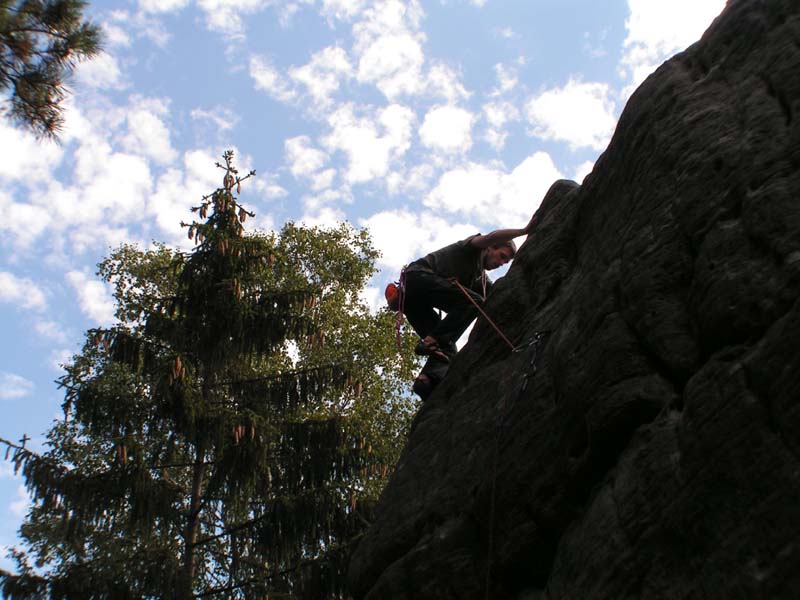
[350,0,800,598]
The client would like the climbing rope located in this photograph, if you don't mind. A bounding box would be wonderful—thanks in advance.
[451,278,516,351]
[394,268,407,350]
[483,331,549,600]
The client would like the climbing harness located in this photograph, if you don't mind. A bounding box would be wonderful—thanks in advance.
[451,278,516,351]
[389,270,516,352]
[484,330,550,600]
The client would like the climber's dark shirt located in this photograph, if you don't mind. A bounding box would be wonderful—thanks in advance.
[406,234,488,293]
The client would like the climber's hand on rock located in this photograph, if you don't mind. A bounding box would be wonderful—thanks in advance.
[524,212,538,233]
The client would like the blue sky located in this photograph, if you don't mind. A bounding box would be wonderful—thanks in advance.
[0,0,726,567]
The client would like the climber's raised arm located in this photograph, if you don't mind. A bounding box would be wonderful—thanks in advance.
[468,211,538,249]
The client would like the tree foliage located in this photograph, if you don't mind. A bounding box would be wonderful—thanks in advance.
[0,0,101,137]
[0,151,419,599]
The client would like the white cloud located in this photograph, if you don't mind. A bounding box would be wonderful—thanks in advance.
[49,348,74,372]
[66,270,116,326]
[289,46,353,107]
[102,22,131,47]
[359,209,476,272]
[404,163,435,192]
[251,173,289,200]
[300,205,347,228]
[190,106,240,132]
[69,225,134,255]
[583,29,609,60]
[352,0,425,49]
[425,152,562,224]
[246,210,276,237]
[419,105,473,154]
[491,63,518,96]
[621,0,726,93]
[275,2,304,27]
[0,462,16,479]
[302,186,353,212]
[485,101,519,127]
[124,11,171,46]
[321,0,368,21]
[75,52,126,90]
[0,272,47,311]
[496,27,518,40]
[197,0,272,36]
[3,99,159,255]
[311,169,337,192]
[285,136,330,179]
[384,162,435,196]
[574,160,595,183]
[346,1,469,103]
[250,56,296,103]
[0,373,34,400]
[483,129,506,152]
[10,485,29,518]
[353,0,426,99]
[381,103,416,150]
[525,78,617,151]
[482,100,520,151]
[296,185,352,232]
[0,75,232,262]
[358,284,383,314]
[0,122,63,183]
[425,63,469,102]
[58,98,96,144]
[147,149,221,244]
[322,103,414,184]
[34,320,70,344]
[184,148,228,191]
[0,98,185,254]
[62,150,153,228]
[120,98,178,165]
[138,0,190,12]
[357,31,425,98]
[0,191,53,247]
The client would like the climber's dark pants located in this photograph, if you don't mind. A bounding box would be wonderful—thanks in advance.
[403,270,482,384]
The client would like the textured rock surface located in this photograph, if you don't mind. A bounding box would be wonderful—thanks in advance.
[349,0,800,598]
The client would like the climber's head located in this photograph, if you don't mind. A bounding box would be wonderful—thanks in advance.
[483,241,516,270]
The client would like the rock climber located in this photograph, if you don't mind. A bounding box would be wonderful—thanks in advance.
[401,212,538,399]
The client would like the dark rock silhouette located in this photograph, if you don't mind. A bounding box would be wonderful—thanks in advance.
[349,0,800,598]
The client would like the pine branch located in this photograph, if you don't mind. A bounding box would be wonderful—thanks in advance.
[0,435,65,474]
[190,481,363,550]
[149,461,218,470]
[192,541,358,599]
[209,364,345,390]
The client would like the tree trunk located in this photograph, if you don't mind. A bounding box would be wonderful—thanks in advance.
[178,443,206,600]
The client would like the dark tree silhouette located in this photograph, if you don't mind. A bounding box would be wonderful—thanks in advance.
[0,0,101,138]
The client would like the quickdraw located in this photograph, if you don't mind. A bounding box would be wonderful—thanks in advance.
[484,330,550,599]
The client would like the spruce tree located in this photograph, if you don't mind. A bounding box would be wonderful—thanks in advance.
[0,0,101,137]
[0,151,417,599]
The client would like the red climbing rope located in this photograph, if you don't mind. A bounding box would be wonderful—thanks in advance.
[451,278,516,350]
[395,268,407,350]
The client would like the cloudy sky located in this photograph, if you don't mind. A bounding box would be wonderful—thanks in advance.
[0,0,726,567]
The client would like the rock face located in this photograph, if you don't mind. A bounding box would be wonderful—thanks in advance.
[349,0,800,598]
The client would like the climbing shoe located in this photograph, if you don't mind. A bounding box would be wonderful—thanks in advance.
[412,374,436,400]
[414,338,450,362]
